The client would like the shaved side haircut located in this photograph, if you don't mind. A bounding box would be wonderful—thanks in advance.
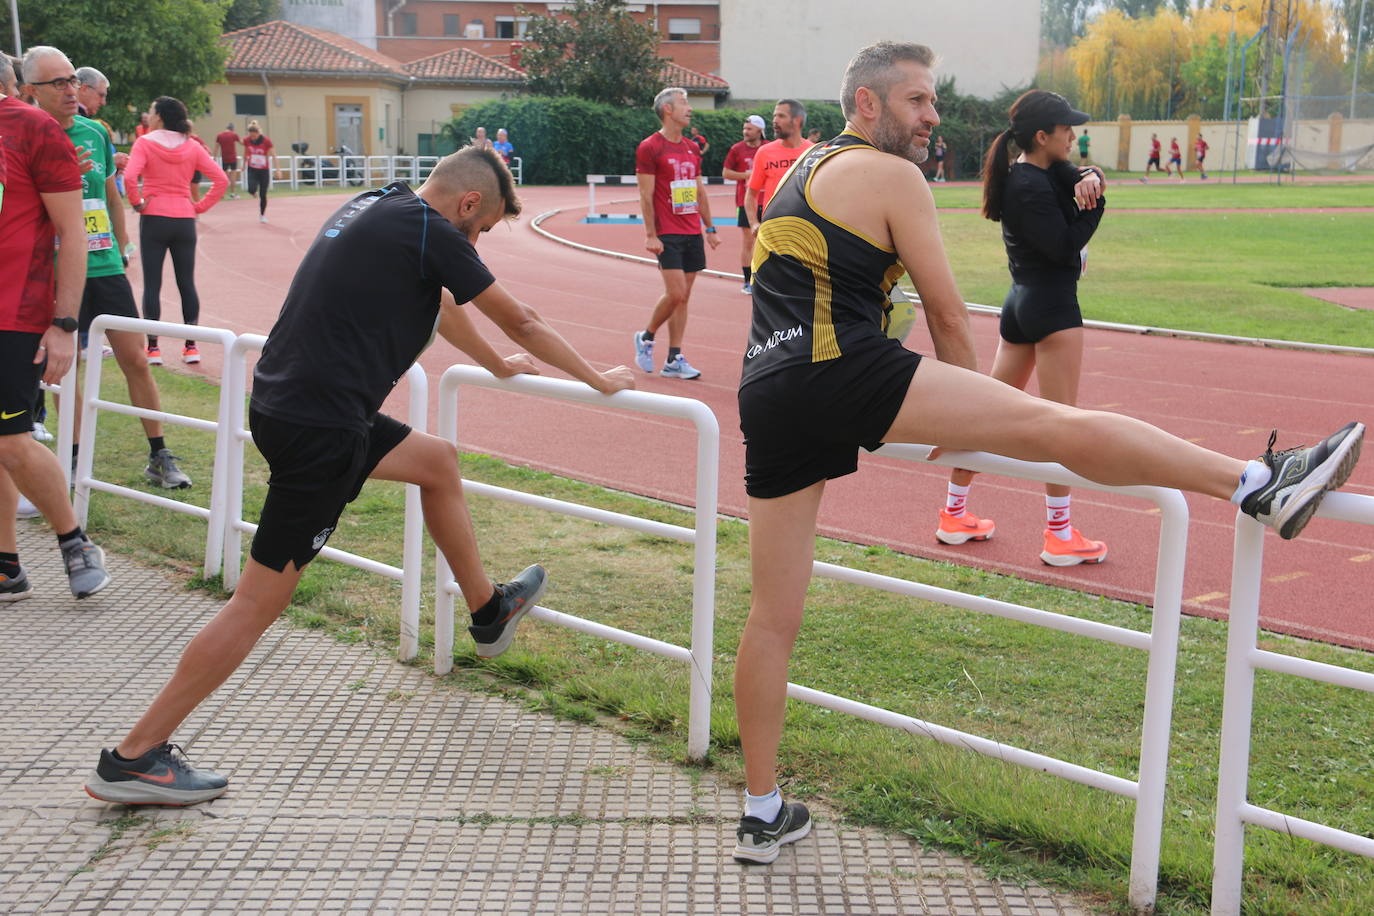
[840,41,938,119]
[430,146,522,218]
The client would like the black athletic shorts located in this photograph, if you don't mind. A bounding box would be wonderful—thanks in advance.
[248,409,411,572]
[222,159,238,170]
[79,273,140,335]
[0,331,44,437]
[1147,155,1161,167]
[739,338,922,498]
[998,282,1082,345]
[736,205,763,229]
[656,233,706,272]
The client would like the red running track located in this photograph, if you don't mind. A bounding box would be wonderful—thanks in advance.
[128,185,1374,651]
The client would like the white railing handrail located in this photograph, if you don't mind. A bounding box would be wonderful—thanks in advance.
[1211,491,1374,915]
[221,334,427,659]
[76,316,238,576]
[435,365,719,760]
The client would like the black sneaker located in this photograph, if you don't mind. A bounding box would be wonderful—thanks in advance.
[468,564,548,658]
[85,743,228,806]
[733,799,812,864]
[0,568,32,602]
[1241,422,1364,540]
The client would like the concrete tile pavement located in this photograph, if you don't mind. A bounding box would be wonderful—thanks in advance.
[1,523,1100,914]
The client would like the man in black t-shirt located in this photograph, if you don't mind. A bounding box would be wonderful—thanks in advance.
[85,148,635,807]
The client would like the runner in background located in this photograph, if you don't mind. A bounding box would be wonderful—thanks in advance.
[242,121,273,222]
[743,99,813,237]
[216,123,241,199]
[1194,133,1209,180]
[722,114,766,294]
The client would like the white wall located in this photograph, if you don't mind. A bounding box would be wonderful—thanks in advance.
[280,0,377,48]
[719,0,1039,102]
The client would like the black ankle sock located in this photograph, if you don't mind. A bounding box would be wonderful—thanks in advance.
[0,552,19,578]
[667,347,681,362]
[743,266,752,283]
[469,586,503,626]
[111,748,136,763]
[57,526,84,546]
[641,330,654,342]
[148,436,166,456]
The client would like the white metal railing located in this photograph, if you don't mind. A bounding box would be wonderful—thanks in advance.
[221,334,428,657]
[248,155,441,191]
[585,173,734,219]
[508,156,522,185]
[815,443,1191,914]
[435,366,719,761]
[1211,492,1374,915]
[74,316,238,577]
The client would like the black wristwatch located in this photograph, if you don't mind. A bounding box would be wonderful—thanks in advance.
[51,316,78,332]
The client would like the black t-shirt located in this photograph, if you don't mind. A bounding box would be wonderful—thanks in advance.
[1001,160,1104,287]
[252,182,495,432]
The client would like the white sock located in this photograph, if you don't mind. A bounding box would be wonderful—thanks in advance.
[744,787,782,822]
[945,482,971,517]
[1046,494,1072,541]
[1230,460,1273,505]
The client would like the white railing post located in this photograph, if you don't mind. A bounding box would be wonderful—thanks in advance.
[687,400,718,760]
[398,365,427,662]
[433,376,459,675]
[221,333,264,592]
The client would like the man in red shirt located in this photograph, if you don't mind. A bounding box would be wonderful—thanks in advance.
[631,86,720,380]
[743,99,813,236]
[722,114,766,294]
[1142,132,1163,182]
[1194,132,1210,180]
[215,123,241,199]
[0,46,112,601]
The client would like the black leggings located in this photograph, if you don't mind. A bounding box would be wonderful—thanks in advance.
[246,168,270,215]
[139,214,199,348]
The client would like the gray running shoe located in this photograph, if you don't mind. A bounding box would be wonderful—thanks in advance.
[0,568,32,602]
[16,494,41,519]
[733,799,812,864]
[468,564,548,658]
[633,331,655,373]
[62,538,111,599]
[1240,422,1364,540]
[145,449,192,489]
[86,743,228,806]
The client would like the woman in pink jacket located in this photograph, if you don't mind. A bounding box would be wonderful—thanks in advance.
[124,96,227,365]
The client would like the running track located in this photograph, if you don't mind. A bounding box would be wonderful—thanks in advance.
[126,185,1374,651]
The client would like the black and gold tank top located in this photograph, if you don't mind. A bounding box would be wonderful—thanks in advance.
[739,131,908,387]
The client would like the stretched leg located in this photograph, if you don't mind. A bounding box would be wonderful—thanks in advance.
[645,269,689,339]
[736,481,826,795]
[665,271,697,349]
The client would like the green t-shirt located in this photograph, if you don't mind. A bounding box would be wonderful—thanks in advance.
[64,115,123,278]
[1077,134,1090,155]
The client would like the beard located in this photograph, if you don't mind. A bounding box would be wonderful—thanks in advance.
[871,108,928,164]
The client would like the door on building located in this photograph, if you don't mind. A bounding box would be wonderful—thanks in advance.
[334,104,363,156]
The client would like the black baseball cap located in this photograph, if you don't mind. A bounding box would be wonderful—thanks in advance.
[1013,91,1090,133]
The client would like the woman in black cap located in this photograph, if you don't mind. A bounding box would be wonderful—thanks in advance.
[934,89,1110,567]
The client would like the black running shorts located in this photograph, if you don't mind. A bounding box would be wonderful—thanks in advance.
[998,282,1083,346]
[79,274,141,335]
[248,409,411,572]
[739,338,922,498]
[656,233,706,273]
[0,331,45,437]
[736,205,762,229]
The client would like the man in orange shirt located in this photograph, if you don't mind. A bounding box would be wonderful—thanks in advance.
[743,99,812,237]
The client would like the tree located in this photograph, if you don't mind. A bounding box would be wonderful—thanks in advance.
[224,0,282,33]
[1042,0,1094,48]
[0,0,227,134]
[517,0,664,108]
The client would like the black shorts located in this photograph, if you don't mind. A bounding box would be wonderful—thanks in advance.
[656,233,706,272]
[1169,157,1182,167]
[0,331,44,437]
[1147,155,1161,167]
[736,205,763,229]
[998,282,1082,345]
[222,159,238,170]
[739,338,922,498]
[246,168,271,194]
[248,409,411,572]
[79,273,140,335]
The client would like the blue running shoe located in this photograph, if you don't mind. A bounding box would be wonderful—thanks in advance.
[633,331,655,373]
[661,354,701,380]
[85,743,228,806]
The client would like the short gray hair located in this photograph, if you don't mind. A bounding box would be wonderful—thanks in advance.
[840,41,938,119]
[653,87,686,118]
[75,66,108,90]
[21,45,71,83]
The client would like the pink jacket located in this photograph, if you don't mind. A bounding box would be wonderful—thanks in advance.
[125,129,228,218]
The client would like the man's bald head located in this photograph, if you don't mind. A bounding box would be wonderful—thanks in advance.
[426,146,521,220]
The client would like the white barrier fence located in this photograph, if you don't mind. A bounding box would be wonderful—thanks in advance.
[433,366,720,761]
[585,173,734,219]
[226,155,523,192]
[1211,493,1374,915]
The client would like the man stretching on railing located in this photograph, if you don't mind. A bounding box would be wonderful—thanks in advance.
[731,40,1364,865]
[85,147,635,805]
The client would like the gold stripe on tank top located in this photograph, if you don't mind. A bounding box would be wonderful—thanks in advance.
[756,216,840,362]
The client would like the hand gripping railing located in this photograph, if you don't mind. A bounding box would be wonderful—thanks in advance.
[819,444,1191,915]
[435,365,719,761]
[221,335,428,659]
[74,316,238,577]
[1211,492,1374,915]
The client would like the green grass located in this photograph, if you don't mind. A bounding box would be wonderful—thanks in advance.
[69,362,1374,916]
[929,177,1374,211]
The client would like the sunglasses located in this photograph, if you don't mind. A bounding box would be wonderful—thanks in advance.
[28,75,80,90]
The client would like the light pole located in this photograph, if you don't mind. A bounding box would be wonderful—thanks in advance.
[1233,25,1269,183]
[9,0,20,56]
[1223,4,1247,122]
[1354,0,1369,119]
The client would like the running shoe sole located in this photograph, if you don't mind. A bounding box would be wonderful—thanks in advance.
[1270,423,1363,540]
[1040,546,1108,567]
[84,777,228,806]
[935,524,994,545]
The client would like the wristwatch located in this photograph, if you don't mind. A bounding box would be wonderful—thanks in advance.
[52,316,78,332]
[704,226,717,234]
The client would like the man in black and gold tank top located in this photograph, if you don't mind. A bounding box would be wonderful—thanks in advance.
[730,41,1363,866]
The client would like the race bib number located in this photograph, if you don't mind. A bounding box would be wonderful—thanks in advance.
[83,198,114,252]
[249,151,269,169]
[670,178,698,215]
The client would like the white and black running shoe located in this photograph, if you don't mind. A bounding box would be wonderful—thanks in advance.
[1241,422,1364,540]
[732,799,812,864]
[85,743,228,806]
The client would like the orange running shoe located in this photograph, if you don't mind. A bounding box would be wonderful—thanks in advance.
[935,509,995,545]
[1040,528,1108,566]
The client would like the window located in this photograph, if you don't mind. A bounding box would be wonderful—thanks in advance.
[234,93,267,116]
[667,17,701,41]
[398,12,417,35]
[465,20,485,38]
[444,14,461,36]
[494,16,530,39]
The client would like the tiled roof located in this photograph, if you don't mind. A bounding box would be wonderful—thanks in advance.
[662,61,729,92]
[222,20,406,78]
[401,47,525,83]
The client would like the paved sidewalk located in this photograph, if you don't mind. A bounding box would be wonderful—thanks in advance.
[1,523,1099,915]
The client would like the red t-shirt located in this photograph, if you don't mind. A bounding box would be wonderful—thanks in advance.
[635,131,702,236]
[747,139,813,212]
[0,97,84,332]
[243,134,274,170]
[1169,140,1181,159]
[215,130,240,160]
[723,139,760,208]
[1150,138,1161,157]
